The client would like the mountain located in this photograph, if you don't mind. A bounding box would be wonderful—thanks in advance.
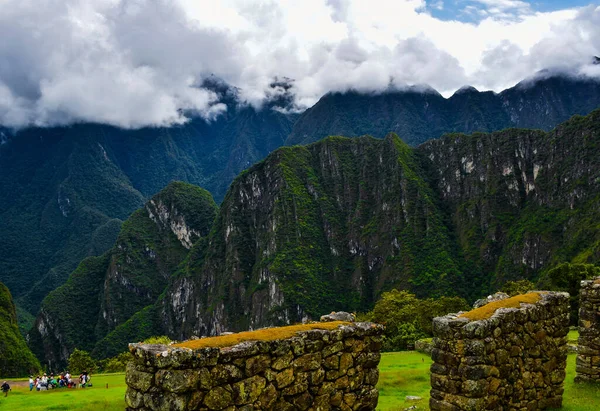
[0,83,296,322]
[162,109,600,339]
[286,74,600,146]
[34,109,600,367]
[0,282,41,377]
[28,182,218,368]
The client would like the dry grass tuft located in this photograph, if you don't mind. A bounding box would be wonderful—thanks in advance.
[459,292,541,321]
[173,321,350,350]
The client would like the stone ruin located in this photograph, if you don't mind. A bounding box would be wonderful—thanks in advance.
[429,291,570,410]
[125,319,383,410]
[576,277,600,383]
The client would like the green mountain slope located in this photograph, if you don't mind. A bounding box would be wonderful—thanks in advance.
[0,282,40,377]
[29,182,218,367]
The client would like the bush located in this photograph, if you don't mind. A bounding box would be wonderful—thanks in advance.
[501,279,536,296]
[97,352,133,373]
[143,336,172,345]
[540,263,600,324]
[364,289,469,351]
[68,349,97,374]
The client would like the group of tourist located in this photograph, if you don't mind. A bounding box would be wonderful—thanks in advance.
[0,371,92,398]
[27,371,92,392]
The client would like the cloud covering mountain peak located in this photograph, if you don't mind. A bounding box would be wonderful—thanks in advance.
[0,0,599,129]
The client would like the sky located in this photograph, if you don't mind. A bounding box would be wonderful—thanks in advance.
[0,0,599,129]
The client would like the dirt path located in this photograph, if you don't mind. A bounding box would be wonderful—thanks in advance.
[3,379,29,388]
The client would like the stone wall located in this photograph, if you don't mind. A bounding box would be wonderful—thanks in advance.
[429,292,570,411]
[576,277,600,383]
[125,322,384,410]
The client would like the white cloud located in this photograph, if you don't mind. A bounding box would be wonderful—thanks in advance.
[0,0,598,129]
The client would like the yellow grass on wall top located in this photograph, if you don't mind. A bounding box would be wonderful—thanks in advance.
[173,321,351,350]
[459,292,542,321]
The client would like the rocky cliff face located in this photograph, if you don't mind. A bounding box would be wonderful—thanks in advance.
[30,182,218,367]
[161,135,464,339]
[418,110,600,289]
[287,74,600,147]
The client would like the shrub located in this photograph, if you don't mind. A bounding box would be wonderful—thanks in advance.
[68,349,97,374]
[364,290,469,351]
[98,352,133,373]
[143,336,172,345]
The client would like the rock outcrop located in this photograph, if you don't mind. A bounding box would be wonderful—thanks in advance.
[125,321,384,411]
[430,291,569,410]
[576,277,600,383]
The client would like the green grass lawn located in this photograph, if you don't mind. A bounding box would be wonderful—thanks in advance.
[376,351,600,410]
[0,373,126,411]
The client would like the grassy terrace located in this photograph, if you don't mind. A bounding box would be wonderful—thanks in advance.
[173,321,350,350]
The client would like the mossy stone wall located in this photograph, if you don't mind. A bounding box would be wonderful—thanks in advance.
[576,277,600,383]
[430,292,569,410]
[125,322,383,410]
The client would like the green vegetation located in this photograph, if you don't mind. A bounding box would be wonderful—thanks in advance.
[68,350,97,375]
[362,290,469,351]
[539,263,600,324]
[377,351,432,410]
[501,279,536,296]
[97,352,132,374]
[568,330,579,345]
[0,282,41,377]
[3,351,596,410]
[287,76,600,147]
[27,108,600,369]
[0,373,126,410]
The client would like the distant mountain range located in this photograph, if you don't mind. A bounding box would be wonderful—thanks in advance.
[287,74,600,146]
[0,69,599,344]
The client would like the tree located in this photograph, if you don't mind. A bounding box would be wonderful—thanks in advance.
[364,290,469,351]
[416,296,470,336]
[541,263,600,324]
[98,352,133,373]
[68,349,97,374]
